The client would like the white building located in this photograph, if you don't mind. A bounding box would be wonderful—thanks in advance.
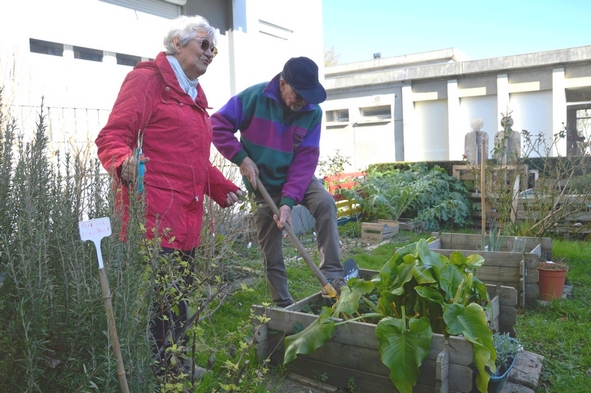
[2,1,590,173]
[322,46,591,171]
[0,0,324,148]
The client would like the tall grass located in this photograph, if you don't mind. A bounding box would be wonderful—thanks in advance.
[0,88,271,392]
[0,90,154,392]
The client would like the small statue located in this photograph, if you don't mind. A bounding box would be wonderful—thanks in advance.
[494,114,521,164]
[464,118,489,165]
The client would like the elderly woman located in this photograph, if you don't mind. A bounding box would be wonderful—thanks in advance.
[95,15,241,374]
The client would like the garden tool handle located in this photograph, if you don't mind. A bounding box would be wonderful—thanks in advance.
[256,177,337,298]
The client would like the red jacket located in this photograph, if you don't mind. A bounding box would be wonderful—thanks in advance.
[96,52,239,250]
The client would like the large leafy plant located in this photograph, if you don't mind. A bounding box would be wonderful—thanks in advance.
[284,239,497,393]
[343,164,471,230]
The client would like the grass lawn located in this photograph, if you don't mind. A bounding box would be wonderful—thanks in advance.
[198,227,591,392]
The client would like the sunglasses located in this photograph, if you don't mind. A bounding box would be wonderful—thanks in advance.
[192,37,218,57]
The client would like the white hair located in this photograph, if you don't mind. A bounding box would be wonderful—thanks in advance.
[163,15,219,55]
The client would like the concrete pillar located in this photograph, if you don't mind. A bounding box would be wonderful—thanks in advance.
[497,74,509,127]
[552,68,567,156]
[447,79,461,160]
[63,44,74,59]
[401,82,413,162]
[103,51,117,66]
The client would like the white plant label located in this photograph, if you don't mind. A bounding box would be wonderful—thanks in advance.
[79,217,112,269]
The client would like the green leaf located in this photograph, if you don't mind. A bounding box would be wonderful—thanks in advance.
[333,279,374,316]
[416,238,446,271]
[376,316,433,393]
[443,303,496,393]
[379,243,414,289]
[412,264,437,285]
[283,307,335,365]
[415,286,445,305]
[439,263,468,301]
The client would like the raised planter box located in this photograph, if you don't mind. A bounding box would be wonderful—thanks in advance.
[361,220,399,241]
[252,269,517,392]
[429,233,552,309]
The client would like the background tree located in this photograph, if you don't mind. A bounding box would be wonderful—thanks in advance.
[324,46,340,66]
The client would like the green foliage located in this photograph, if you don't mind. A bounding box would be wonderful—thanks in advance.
[337,220,361,238]
[0,95,155,391]
[482,227,508,251]
[0,91,270,392]
[317,150,351,178]
[514,239,591,392]
[283,239,496,393]
[492,333,520,375]
[466,109,591,238]
[344,163,471,230]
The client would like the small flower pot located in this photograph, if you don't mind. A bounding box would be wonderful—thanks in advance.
[537,262,568,300]
[485,352,518,393]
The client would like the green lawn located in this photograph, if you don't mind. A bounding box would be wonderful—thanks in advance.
[198,228,591,392]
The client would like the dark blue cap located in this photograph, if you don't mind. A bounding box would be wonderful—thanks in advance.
[282,57,327,104]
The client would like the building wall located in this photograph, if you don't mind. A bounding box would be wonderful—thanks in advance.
[0,0,324,150]
[323,46,591,171]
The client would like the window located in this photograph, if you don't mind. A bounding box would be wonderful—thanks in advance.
[116,53,141,67]
[30,39,63,57]
[74,46,103,62]
[359,105,391,122]
[326,109,349,123]
[99,0,181,19]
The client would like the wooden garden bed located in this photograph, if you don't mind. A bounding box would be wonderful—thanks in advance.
[429,232,552,308]
[252,269,517,392]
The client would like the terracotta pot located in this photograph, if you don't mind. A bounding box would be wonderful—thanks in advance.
[537,262,568,300]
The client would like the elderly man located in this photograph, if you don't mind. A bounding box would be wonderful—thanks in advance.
[211,57,345,307]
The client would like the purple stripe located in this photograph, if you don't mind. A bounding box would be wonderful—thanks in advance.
[242,117,305,152]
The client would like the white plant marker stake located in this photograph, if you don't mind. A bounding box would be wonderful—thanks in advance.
[79,217,129,393]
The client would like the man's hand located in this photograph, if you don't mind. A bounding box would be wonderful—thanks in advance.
[121,154,150,182]
[273,204,293,230]
[225,190,244,207]
[239,157,259,189]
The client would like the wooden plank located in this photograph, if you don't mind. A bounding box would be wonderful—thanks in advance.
[443,336,474,366]
[285,352,474,393]
[284,355,398,392]
[430,233,551,254]
[476,266,520,283]
[335,198,360,218]
[448,364,475,392]
[436,349,449,385]
[530,243,542,258]
[487,295,500,332]
[430,238,442,249]
[286,373,338,393]
[288,338,389,375]
[499,306,517,327]
[284,354,459,393]
[486,285,518,307]
[362,221,399,240]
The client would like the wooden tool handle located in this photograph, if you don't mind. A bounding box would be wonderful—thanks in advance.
[256,177,337,298]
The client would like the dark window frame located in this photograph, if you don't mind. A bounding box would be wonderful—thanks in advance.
[73,46,103,62]
[30,39,63,57]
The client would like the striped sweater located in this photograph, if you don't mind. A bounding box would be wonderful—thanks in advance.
[211,73,323,208]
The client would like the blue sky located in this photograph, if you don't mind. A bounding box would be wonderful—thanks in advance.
[322,0,591,64]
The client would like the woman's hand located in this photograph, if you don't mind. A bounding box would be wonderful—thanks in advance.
[225,189,244,207]
[121,154,150,182]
